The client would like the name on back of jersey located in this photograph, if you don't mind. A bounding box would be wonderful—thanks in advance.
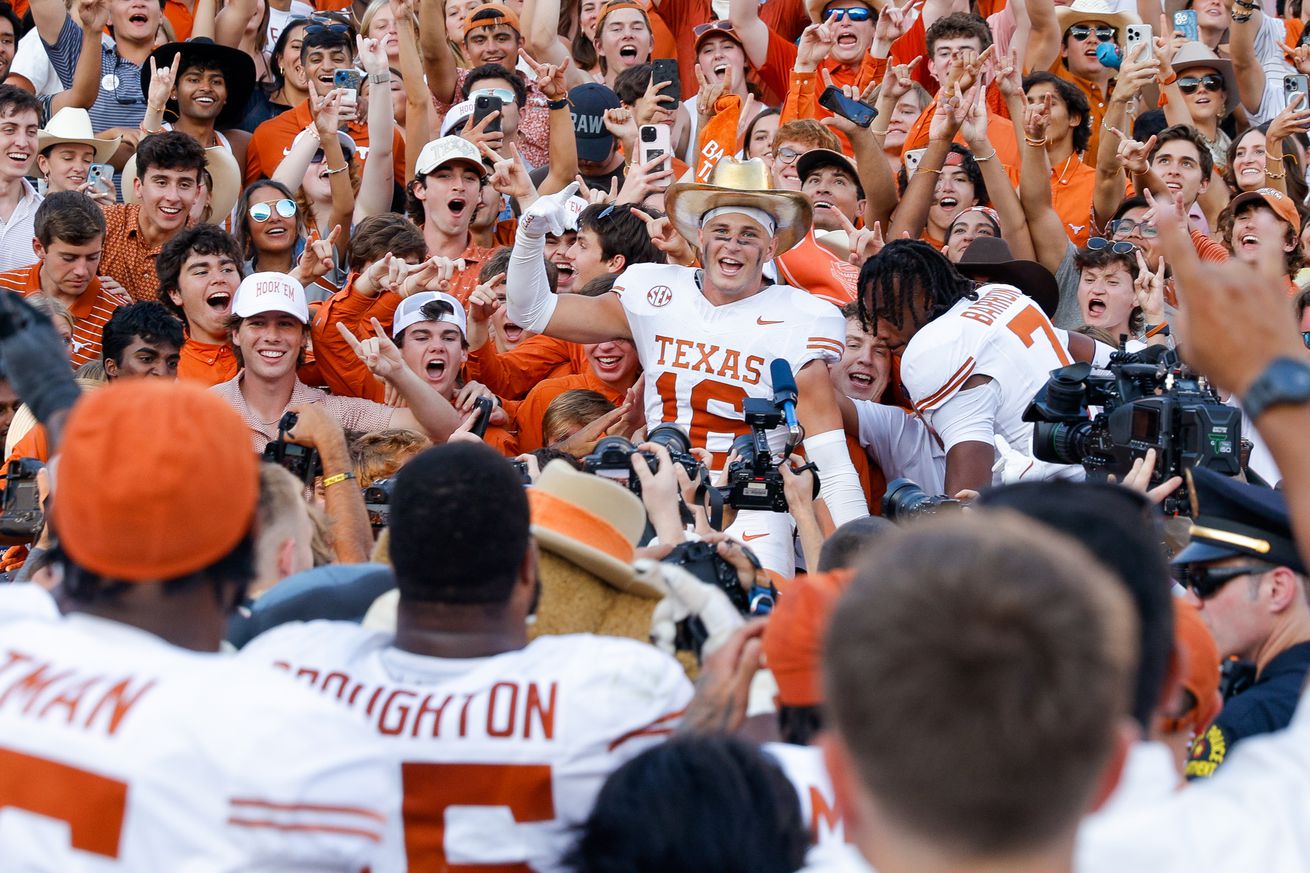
[959,285,1025,326]
[0,647,157,738]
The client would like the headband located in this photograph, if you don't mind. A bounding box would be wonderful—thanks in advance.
[701,206,777,235]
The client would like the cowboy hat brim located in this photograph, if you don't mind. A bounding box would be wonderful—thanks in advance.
[36,132,120,165]
[142,39,257,130]
[664,182,813,256]
[122,145,242,223]
[959,266,1061,319]
[1171,51,1240,118]
[1053,6,1141,43]
[532,526,665,598]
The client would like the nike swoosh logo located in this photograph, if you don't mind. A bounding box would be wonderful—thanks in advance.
[741,532,768,541]
[756,317,783,325]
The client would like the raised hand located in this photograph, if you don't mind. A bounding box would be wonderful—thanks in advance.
[795,22,836,73]
[356,34,389,75]
[519,48,570,101]
[695,63,731,123]
[519,180,581,239]
[928,80,973,143]
[291,225,342,285]
[310,87,343,138]
[1112,128,1157,175]
[1267,91,1310,146]
[1024,91,1052,142]
[634,71,676,126]
[1133,249,1166,326]
[336,316,409,383]
[873,0,918,50]
[633,208,695,265]
[577,173,617,205]
[959,76,990,151]
[481,141,536,200]
[879,56,921,103]
[145,51,181,111]
[459,107,505,154]
[616,150,674,203]
[995,47,1022,100]
[77,0,111,35]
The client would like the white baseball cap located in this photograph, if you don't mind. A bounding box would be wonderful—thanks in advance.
[232,272,310,324]
[439,99,476,137]
[561,195,589,233]
[414,135,487,178]
[392,291,467,339]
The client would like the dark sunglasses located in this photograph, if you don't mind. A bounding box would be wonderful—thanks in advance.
[692,19,735,36]
[823,6,873,21]
[304,22,353,38]
[1086,236,1137,254]
[249,199,297,222]
[310,147,355,163]
[1302,330,1310,349]
[1180,564,1269,599]
[1068,24,1117,42]
[1106,218,1159,239]
[1178,74,1225,94]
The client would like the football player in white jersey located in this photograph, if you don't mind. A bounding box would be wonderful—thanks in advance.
[858,240,1097,494]
[241,442,695,873]
[505,158,868,576]
[0,372,396,871]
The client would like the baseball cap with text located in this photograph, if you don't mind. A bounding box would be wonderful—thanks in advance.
[414,135,489,179]
[392,290,468,339]
[1230,187,1300,230]
[569,83,621,163]
[232,272,310,324]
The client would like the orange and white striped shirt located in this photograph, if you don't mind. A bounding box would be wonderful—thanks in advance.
[0,264,120,368]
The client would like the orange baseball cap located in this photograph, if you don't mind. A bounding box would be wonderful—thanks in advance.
[1169,599,1222,735]
[1230,186,1301,230]
[465,3,521,34]
[762,569,852,707]
[52,380,258,582]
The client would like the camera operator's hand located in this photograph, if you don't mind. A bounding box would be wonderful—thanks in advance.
[514,452,541,484]
[701,532,761,596]
[678,618,766,735]
[285,402,372,562]
[632,442,686,545]
[284,403,349,461]
[0,293,80,441]
[781,458,825,570]
[649,558,745,659]
[1110,447,1184,505]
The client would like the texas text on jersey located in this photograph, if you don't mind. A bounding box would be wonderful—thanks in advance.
[240,622,693,873]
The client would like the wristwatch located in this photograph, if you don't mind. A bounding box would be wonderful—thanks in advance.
[1242,356,1310,421]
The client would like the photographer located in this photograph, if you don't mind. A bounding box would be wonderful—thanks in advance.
[280,402,373,566]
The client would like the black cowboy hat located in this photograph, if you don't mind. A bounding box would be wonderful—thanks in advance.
[957,236,1061,319]
[141,37,257,130]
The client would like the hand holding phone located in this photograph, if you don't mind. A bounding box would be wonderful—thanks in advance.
[1173,10,1198,41]
[333,69,362,119]
[818,86,878,127]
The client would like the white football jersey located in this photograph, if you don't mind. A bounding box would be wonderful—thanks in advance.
[240,623,694,873]
[764,742,845,848]
[0,613,397,872]
[900,283,1072,459]
[614,264,846,469]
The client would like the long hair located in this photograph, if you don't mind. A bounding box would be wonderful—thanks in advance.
[856,239,977,333]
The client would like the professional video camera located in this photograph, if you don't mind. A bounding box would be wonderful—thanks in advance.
[723,360,819,512]
[262,411,323,488]
[581,424,705,495]
[882,477,963,522]
[1023,346,1241,514]
[0,458,44,543]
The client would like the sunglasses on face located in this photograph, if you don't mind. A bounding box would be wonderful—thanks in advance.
[773,146,802,165]
[310,147,355,163]
[249,199,297,222]
[1178,74,1225,94]
[469,87,516,105]
[1180,563,1269,599]
[1086,236,1137,254]
[1068,24,1117,42]
[822,6,872,21]
[1106,218,1159,239]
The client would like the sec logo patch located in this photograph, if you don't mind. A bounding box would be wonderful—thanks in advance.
[647,285,672,307]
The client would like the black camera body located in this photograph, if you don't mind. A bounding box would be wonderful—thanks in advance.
[663,539,777,617]
[363,477,393,530]
[725,399,789,512]
[1024,349,1241,514]
[0,458,44,542]
[582,425,706,496]
[262,412,323,487]
[882,477,963,521]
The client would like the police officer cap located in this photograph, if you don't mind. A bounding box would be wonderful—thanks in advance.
[1172,467,1305,573]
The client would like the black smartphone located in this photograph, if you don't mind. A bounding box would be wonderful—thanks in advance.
[472,93,503,134]
[470,396,494,438]
[818,86,878,128]
[652,58,680,105]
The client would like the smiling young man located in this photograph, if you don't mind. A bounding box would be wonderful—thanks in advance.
[101,300,184,379]
[409,135,497,301]
[514,334,642,451]
[213,271,463,451]
[0,191,124,368]
[246,23,406,186]
[100,132,207,302]
[1226,187,1301,294]
[0,86,43,272]
[507,160,867,576]
[157,223,244,385]
[778,148,865,307]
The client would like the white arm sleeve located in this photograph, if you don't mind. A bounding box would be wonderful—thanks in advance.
[803,429,868,526]
[927,380,1002,453]
[504,230,559,334]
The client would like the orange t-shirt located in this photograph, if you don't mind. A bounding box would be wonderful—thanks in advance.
[776,229,860,307]
[1050,154,1096,246]
[465,333,590,401]
[310,277,404,401]
[245,98,406,187]
[163,0,194,40]
[653,0,808,98]
[177,339,240,387]
[1052,65,1111,167]
[0,266,120,369]
[513,370,628,452]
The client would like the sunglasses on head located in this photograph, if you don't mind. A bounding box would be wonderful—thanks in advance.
[1106,218,1159,239]
[597,203,632,222]
[1068,23,1117,42]
[1178,74,1225,94]
[304,22,353,38]
[469,87,516,105]
[249,199,297,222]
[1086,236,1137,254]
[822,6,873,21]
[1180,563,1269,599]
[692,19,735,36]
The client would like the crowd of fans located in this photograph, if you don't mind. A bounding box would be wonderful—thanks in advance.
[3,0,1310,867]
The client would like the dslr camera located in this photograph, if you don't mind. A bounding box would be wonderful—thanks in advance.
[363,477,393,530]
[881,477,963,522]
[0,458,44,543]
[662,539,777,617]
[262,411,323,487]
[581,424,705,495]
[1023,347,1241,514]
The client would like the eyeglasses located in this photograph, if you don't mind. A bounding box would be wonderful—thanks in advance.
[249,199,297,222]
[773,146,802,165]
[1180,564,1270,599]
[310,147,355,163]
[1086,236,1137,254]
[822,6,872,21]
[1067,24,1117,42]
[1178,74,1225,94]
[1106,218,1159,239]
[469,87,516,105]
[693,19,735,36]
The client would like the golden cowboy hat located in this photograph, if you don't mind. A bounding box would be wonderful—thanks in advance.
[665,157,813,256]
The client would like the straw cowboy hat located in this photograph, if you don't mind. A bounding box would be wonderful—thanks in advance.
[1054,0,1140,43]
[37,108,120,164]
[121,145,242,221]
[1171,41,1240,117]
[664,157,813,256]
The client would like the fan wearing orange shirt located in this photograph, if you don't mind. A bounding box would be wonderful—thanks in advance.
[157,224,243,386]
[515,336,641,452]
[1023,72,1096,246]
[778,148,864,307]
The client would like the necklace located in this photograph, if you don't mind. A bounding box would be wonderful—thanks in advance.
[1053,153,1077,187]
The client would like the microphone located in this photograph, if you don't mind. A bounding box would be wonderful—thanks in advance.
[770,358,801,441]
